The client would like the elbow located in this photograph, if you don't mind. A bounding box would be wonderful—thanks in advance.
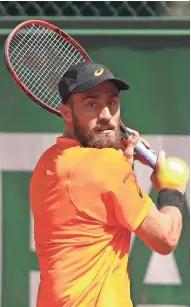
[157,246,175,256]
[156,235,178,255]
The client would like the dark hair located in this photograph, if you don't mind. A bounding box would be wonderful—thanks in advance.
[65,94,73,106]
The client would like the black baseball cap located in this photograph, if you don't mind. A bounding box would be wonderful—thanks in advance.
[58,62,129,104]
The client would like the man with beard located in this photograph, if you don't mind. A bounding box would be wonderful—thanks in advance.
[30,62,186,307]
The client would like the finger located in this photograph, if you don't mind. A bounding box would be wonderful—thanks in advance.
[125,129,139,147]
[128,134,139,147]
[121,133,138,146]
[139,137,151,149]
[156,150,166,172]
[128,128,139,138]
[123,126,139,138]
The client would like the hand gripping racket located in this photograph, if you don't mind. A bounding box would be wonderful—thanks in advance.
[4,19,156,168]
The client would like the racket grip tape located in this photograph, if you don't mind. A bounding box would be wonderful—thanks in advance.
[135,140,157,169]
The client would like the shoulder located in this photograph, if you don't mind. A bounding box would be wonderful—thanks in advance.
[33,144,56,170]
[56,146,126,167]
[56,146,131,181]
[62,146,125,163]
[30,144,57,185]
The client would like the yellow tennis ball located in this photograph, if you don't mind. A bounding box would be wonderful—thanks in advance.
[158,157,189,189]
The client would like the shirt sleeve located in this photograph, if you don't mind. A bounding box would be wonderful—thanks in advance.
[57,147,152,231]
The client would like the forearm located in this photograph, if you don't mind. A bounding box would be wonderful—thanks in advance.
[159,206,182,250]
[136,203,183,255]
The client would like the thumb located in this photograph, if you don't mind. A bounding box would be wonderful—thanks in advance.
[156,150,166,172]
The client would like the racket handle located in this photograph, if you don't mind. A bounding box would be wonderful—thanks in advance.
[120,121,157,169]
[135,140,157,169]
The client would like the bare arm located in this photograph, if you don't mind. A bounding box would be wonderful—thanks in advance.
[120,132,186,255]
[135,204,182,255]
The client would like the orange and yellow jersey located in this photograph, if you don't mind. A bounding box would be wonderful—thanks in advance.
[30,137,152,307]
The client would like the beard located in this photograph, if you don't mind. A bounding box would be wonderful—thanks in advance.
[72,113,121,150]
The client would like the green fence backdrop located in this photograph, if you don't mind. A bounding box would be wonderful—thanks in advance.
[0,15,190,307]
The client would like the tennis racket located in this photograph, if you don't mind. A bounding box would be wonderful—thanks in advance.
[4,19,156,168]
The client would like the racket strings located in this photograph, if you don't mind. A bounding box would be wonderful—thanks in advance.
[10,26,58,89]
[11,28,54,89]
[11,26,64,88]
[43,50,83,107]
[38,46,83,108]
[11,26,51,77]
[24,32,73,86]
[21,31,65,89]
[9,24,85,110]
[120,131,129,140]
[45,49,84,105]
[10,28,49,76]
[30,38,83,105]
[10,26,35,58]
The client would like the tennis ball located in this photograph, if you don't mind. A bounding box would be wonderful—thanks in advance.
[158,157,189,189]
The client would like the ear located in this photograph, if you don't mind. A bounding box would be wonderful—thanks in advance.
[60,104,73,124]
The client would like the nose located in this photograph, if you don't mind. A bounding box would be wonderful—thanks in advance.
[99,107,112,122]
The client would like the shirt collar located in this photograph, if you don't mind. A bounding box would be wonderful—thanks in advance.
[56,136,81,150]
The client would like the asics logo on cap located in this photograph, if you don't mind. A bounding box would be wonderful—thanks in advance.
[94,67,104,77]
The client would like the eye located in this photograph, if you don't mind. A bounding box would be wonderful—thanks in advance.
[87,102,97,108]
[108,100,116,106]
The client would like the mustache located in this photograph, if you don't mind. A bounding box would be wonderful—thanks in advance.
[94,122,116,131]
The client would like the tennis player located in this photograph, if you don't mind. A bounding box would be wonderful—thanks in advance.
[30,62,187,307]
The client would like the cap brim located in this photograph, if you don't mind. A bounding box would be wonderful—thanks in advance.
[72,77,129,94]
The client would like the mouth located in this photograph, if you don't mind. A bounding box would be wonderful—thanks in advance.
[97,126,114,132]
[96,129,114,134]
[100,130,113,133]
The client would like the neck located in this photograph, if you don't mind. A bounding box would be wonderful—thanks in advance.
[63,129,74,139]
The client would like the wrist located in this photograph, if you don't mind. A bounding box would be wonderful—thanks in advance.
[157,189,184,214]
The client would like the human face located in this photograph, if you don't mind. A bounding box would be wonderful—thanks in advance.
[69,81,121,149]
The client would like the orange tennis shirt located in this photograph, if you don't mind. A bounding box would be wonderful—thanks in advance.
[30,137,152,307]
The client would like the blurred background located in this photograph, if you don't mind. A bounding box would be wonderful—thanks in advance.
[0,1,190,307]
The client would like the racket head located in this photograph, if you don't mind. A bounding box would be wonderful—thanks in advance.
[4,19,91,117]
[4,19,131,142]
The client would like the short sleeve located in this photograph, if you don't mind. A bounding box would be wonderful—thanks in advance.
[57,147,152,230]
